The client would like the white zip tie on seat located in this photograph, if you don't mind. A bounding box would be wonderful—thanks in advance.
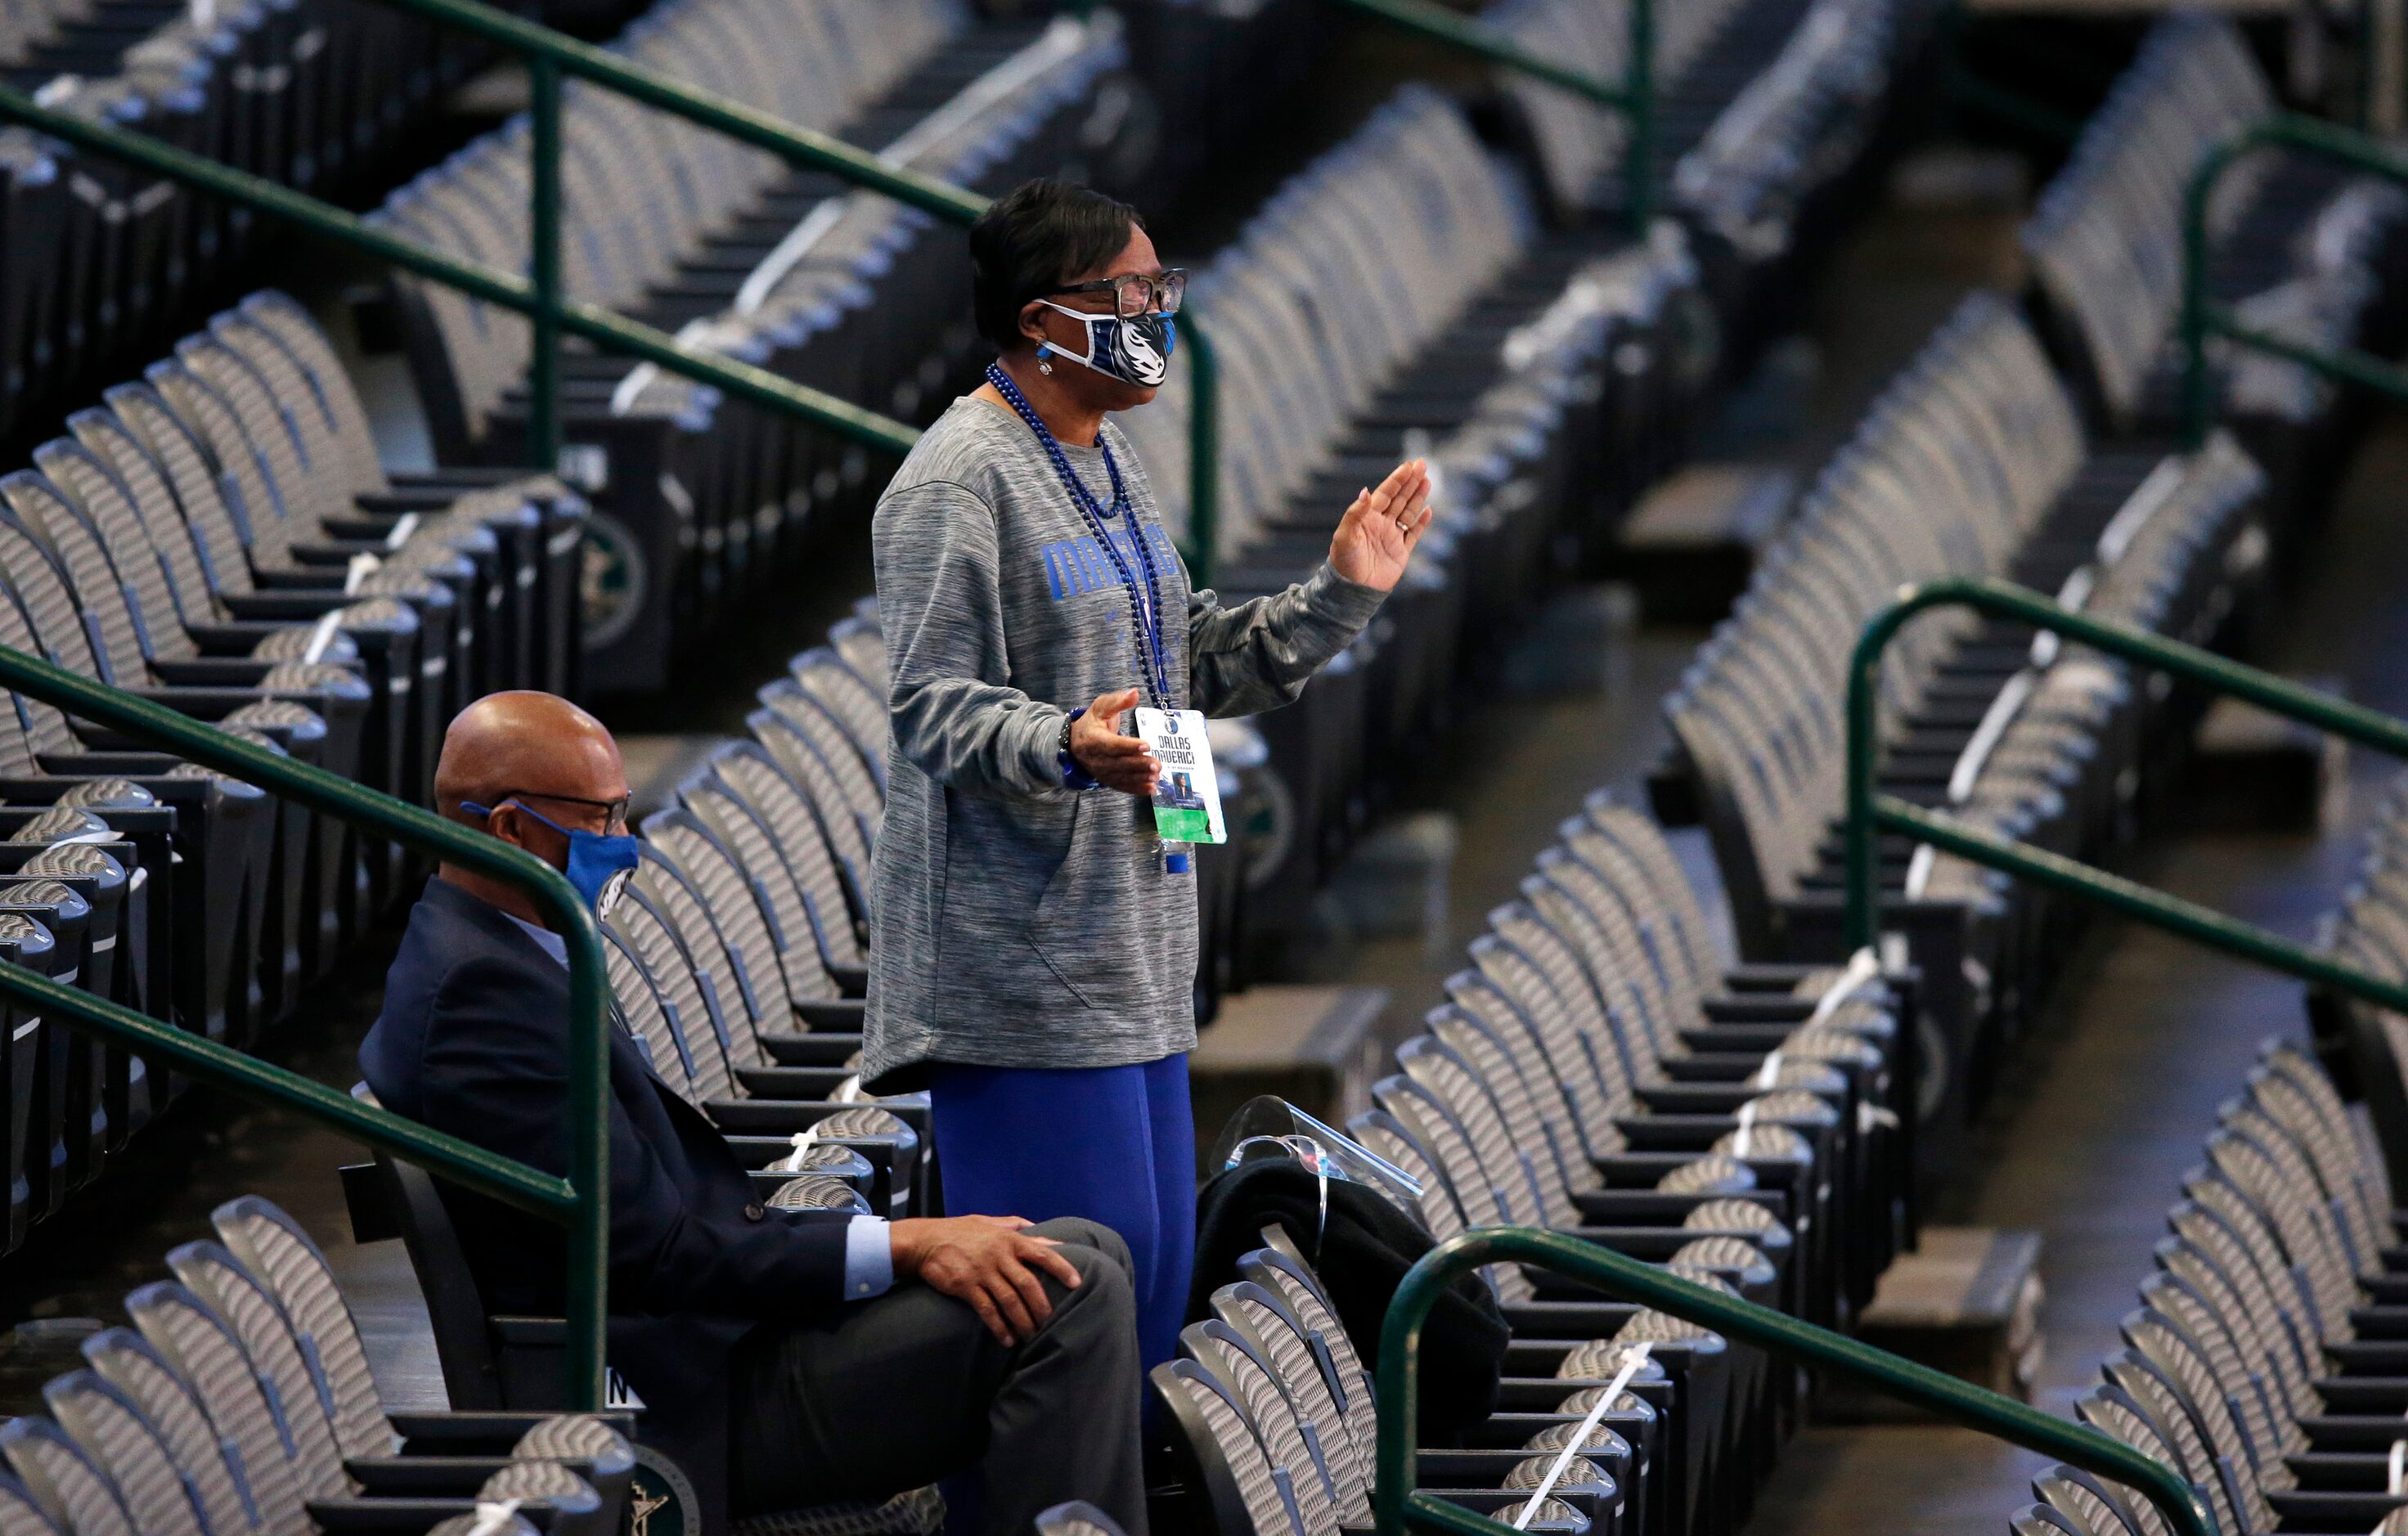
[1807,946,1880,1026]
[302,611,343,664]
[468,1499,523,1536]
[1752,1050,1784,1089]
[770,1127,820,1173]
[1514,1343,1650,1529]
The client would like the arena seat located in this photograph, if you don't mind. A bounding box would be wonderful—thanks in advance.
[0,488,341,1032]
[0,473,366,1004]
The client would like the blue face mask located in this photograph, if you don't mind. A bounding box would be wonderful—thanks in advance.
[464,797,641,917]
[1036,302,1175,388]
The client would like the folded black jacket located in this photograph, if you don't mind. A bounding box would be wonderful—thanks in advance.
[1187,1158,1507,1442]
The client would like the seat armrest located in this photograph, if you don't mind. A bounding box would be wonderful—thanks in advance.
[386,1410,634,1444]
[1678,1024,1799,1053]
[219,591,362,618]
[356,489,473,514]
[759,1031,863,1066]
[794,998,866,1031]
[735,1065,855,1099]
[829,962,868,998]
[1722,963,1822,991]
[392,467,537,489]
[344,1455,511,1493]
[1701,996,1815,1022]
[182,620,314,652]
[35,752,187,776]
[147,658,283,686]
[254,565,371,588]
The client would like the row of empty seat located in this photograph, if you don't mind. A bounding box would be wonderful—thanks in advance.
[1662,290,2268,1175]
[0,1192,641,1536]
[0,285,585,1255]
[2311,777,2408,1201]
[2001,1040,2408,1536]
[1494,0,1936,316]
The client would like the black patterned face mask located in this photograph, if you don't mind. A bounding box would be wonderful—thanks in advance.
[1036,302,1175,388]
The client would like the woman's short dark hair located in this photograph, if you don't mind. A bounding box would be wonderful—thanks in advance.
[970,179,1143,353]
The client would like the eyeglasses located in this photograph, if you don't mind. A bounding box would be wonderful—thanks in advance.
[481,788,631,835]
[1048,268,1186,319]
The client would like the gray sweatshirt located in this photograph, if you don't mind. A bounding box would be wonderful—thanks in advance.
[861,396,1386,1090]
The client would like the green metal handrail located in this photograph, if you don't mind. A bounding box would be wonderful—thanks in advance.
[1372,1227,2214,1536]
[1840,576,2408,1024]
[0,87,919,459]
[354,0,1230,579]
[1314,0,1655,236]
[0,647,615,1408]
[2179,113,2408,448]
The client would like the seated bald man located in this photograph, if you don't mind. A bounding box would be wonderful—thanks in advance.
[360,691,1148,1536]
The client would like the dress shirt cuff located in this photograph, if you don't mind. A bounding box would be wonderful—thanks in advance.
[843,1215,894,1300]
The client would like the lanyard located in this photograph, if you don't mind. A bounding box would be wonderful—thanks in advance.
[986,362,1175,708]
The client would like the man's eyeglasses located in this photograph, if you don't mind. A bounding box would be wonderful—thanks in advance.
[1048,268,1185,320]
[478,789,631,835]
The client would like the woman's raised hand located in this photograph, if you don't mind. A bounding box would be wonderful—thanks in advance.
[1328,458,1434,592]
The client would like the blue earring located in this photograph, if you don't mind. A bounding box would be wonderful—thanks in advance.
[1036,343,1053,375]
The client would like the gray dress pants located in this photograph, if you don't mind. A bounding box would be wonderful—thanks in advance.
[728,1217,1148,1536]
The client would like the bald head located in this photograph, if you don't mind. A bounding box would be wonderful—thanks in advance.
[434,693,631,925]
[436,691,627,822]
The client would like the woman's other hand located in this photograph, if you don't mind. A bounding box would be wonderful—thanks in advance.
[1071,687,1161,794]
[1328,458,1434,592]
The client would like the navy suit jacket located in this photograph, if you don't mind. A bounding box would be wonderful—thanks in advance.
[360,877,850,1519]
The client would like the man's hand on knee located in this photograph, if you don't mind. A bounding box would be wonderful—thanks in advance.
[891,1215,1085,1346]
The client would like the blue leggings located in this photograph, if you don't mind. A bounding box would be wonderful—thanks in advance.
[927,1054,1195,1371]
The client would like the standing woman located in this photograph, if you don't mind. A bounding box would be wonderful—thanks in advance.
[862,178,1431,1371]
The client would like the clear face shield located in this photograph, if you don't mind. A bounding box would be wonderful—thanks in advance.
[1207,1097,1426,1243]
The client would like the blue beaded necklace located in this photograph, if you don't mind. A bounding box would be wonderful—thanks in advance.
[986,361,1175,708]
